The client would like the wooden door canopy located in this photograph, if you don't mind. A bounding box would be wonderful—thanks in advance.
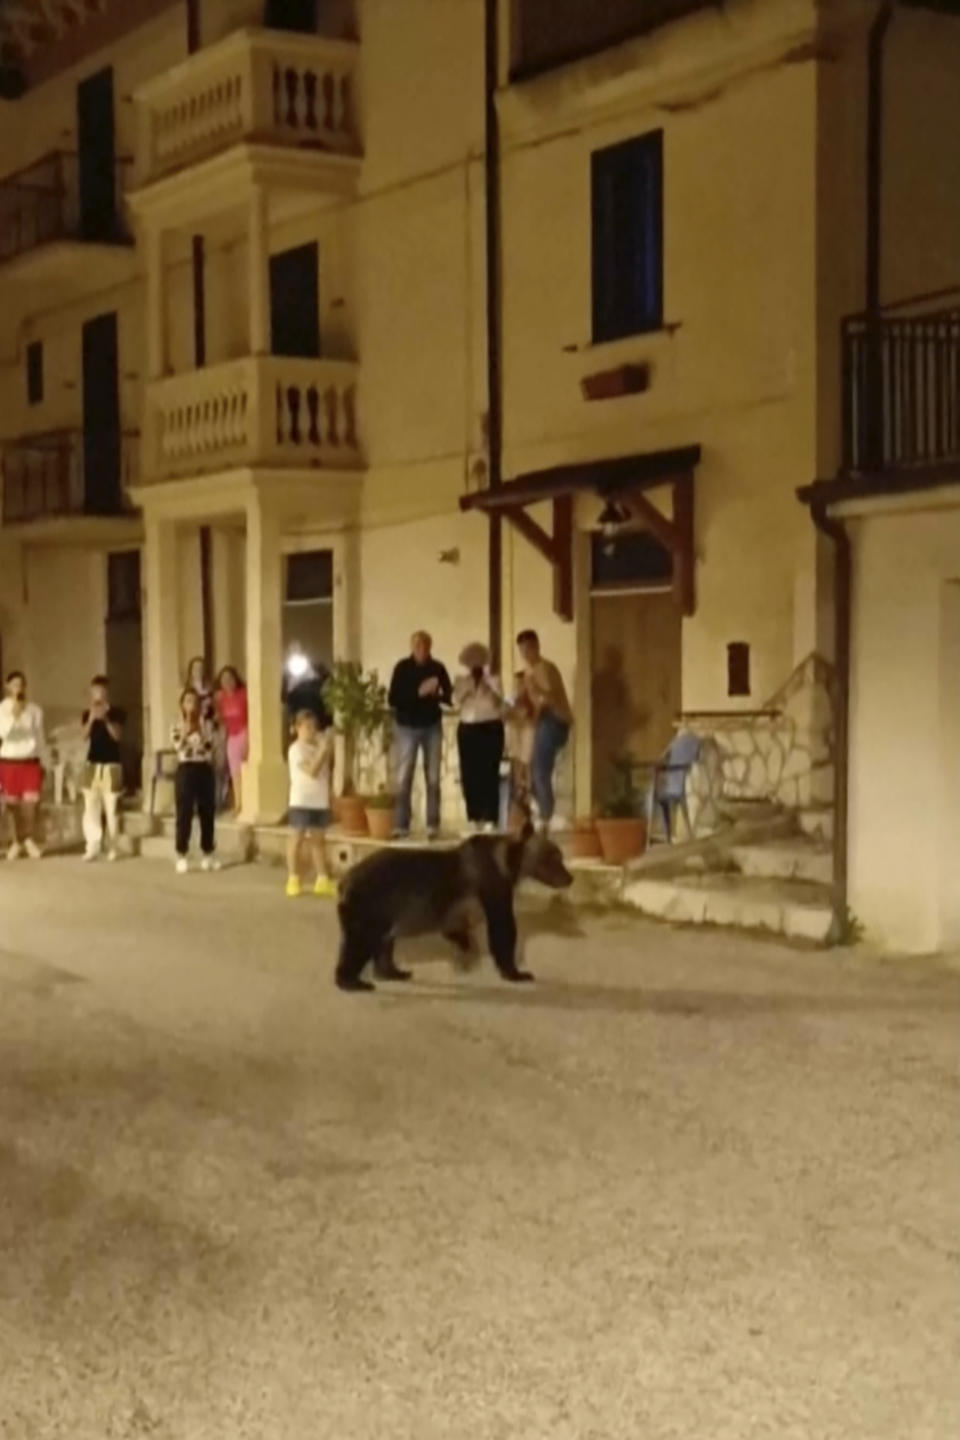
[459,444,700,622]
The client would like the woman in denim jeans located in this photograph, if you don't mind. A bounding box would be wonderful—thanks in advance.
[516,629,572,831]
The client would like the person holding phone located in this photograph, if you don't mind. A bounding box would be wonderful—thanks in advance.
[0,670,46,860]
[388,631,452,839]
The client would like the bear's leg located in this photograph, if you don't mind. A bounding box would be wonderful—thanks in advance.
[373,938,412,982]
[482,892,534,983]
[335,928,377,992]
[442,924,481,972]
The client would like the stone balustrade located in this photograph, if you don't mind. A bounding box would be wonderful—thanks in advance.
[143,355,361,480]
[138,28,359,183]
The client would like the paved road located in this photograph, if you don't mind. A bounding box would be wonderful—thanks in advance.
[0,857,957,1440]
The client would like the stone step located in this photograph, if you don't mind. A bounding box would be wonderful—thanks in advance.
[621,872,834,944]
[798,806,835,844]
[731,838,832,885]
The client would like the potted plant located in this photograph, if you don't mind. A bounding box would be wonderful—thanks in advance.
[594,757,647,864]
[364,787,396,841]
[321,661,388,836]
[569,816,602,860]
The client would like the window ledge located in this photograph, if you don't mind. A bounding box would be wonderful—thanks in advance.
[563,321,682,355]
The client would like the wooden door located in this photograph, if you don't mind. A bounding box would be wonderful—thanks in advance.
[81,311,120,515]
[270,243,320,358]
[590,590,681,804]
[77,67,116,241]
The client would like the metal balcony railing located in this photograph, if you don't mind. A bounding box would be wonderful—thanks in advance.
[0,150,132,265]
[841,288,960,474]
[1,429,139,524]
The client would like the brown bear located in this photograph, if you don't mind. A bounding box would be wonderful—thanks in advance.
[334,823,573,992]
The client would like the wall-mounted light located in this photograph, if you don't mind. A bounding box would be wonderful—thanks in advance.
[597,498,630,539]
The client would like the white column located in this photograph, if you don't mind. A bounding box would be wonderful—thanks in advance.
[142,513,180,807]
[248,185,270,357]
[241,493,287,821]
[145,224,166,380]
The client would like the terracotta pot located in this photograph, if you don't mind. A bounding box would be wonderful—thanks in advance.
[365,804,395,841]
[595,816,647,865]
[332,795,346,824]
[337,794,369,836]
[569,819,602,860]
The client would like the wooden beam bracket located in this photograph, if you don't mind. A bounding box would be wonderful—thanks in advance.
[503,495,574,622]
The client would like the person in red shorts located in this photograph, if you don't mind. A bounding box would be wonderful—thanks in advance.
[0,670,46,860]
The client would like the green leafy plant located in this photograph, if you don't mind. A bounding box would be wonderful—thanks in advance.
[364,788,396,810]
[834,906,865,947]
[321,661,388,796]
[599,756,646,819]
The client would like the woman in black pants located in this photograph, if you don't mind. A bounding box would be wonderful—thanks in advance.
[453,643,505,835]
[171,687,219,874]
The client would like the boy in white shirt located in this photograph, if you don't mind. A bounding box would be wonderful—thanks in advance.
[286,709,336,899]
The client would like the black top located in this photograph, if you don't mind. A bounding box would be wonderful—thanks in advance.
[283,669,332,730]
[388,657,452,730]
[82,707,125,765]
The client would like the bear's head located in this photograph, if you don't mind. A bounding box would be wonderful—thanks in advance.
[516,823,573,890]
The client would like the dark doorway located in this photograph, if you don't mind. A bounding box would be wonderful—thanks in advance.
[77,67,117,241]
[270,242,320,357]
[106,550,144,793]
[264,0,317,33]
[82,311,121,515]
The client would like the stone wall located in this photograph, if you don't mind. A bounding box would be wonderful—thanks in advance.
[683,653,836,834]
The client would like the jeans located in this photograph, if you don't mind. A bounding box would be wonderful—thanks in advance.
[457,720,504,824]
[175,763,216,856]
[395,724,442,833]
[530,712,569,822]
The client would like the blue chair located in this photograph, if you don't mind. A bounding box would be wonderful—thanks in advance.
[638,733,701,850]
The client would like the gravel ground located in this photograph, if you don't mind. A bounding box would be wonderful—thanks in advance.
[0,856,957,1440]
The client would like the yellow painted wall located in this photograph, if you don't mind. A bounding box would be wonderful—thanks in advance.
[847,496,960,954]
[18,545,106,731]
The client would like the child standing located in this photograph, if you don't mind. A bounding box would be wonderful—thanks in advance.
[285,709,335,899]
[215,666,248,815]
[171,687,219,875]
[81,674,125,862]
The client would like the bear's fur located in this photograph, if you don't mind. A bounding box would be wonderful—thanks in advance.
[334,824,573,992]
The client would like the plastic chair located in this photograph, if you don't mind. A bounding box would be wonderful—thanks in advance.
[637,733,701,850]
[149,749,179,815]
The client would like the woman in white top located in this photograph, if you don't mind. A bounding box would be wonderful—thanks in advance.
[453,642,505,833]
[0,669,46,859]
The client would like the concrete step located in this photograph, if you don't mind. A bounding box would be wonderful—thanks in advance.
[141,816,254,864]
[731,838,832,886]
[621,872,834,944]
[798,806,835,844]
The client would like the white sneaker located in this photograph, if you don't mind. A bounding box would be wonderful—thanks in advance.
[106,850,118,863]
[175,857,189,875]
[548,815,569,835]
[83,848,99,863]
[23,838,42,860]
[482,821,497,834]
[6,840,21,861]
[200,855,221,872]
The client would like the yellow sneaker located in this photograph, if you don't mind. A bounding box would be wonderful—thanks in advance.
[285,875,302,898]
[313,875,338,899]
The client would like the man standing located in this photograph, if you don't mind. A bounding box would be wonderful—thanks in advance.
[0,670,46,859]
[388,631,452,839]
[516,629,572,831]
[81,674,125,862]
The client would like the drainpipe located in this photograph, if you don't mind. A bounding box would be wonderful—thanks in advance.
[483,0,503,673]
[864,1,894,470]
[811,505,851,937]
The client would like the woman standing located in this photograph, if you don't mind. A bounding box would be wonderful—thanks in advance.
[453,642,505,835]
[186,656,229,810]
[0,670,45,860]
[215,666,248,815]
[171,686,219,874]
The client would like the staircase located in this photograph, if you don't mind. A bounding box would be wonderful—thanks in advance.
[620,801,836,944]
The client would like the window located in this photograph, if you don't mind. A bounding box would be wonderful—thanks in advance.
[727,642,751,698]
[26,341,43,405]
[286,549,333,603]
[591,529,673,590]
[591,131,663,344]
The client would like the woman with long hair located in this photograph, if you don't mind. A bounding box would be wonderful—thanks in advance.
[215,664,248,816]
[171,686,219,874]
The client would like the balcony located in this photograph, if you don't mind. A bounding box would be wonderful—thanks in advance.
[0,150,135,290]
[133,27,360,223]
[842,291,960,476]
[142,355,361,483]
[2,429,139,531]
